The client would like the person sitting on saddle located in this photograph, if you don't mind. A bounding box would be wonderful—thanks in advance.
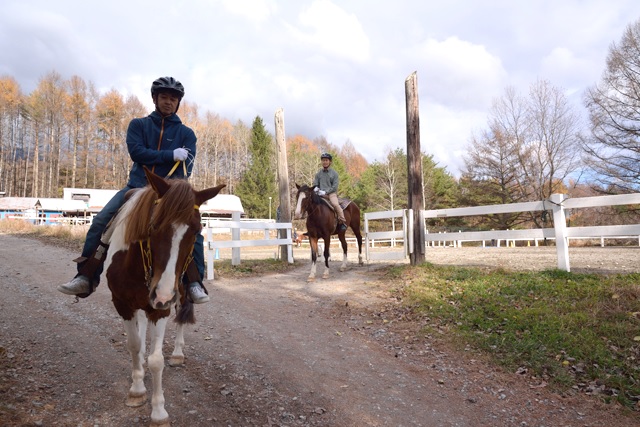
[312,152,348,232]
[58,76,209,304]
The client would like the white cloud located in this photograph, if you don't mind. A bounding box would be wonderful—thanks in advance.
[293,0,370,62]
[413,36,507,109]
[219,0,277,22]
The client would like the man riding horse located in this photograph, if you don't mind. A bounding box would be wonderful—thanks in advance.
[312,152,348,232]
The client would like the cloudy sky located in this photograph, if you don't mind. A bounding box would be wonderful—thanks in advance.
[1,0,638,176]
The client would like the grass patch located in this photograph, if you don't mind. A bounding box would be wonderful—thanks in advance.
[213,258,301,278]
[387,263,640,409]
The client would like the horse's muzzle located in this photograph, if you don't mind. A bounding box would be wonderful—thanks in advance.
[150,288,177,310]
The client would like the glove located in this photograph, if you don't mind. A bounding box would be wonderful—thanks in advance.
[173,148,188,161]
[318,190,326,196]
[313,187,319,193]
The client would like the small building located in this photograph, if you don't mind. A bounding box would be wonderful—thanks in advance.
[0,197,89,225]
[0,188,244,225]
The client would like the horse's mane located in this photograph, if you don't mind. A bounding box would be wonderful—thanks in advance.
[123,179,196,244]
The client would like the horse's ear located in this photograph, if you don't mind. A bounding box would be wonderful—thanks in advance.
[143,166,171,197]
[195,184,226,207]
[295,183,300,190]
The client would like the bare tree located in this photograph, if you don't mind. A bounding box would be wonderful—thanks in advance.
[583,18,640,193]
[63,75,92,188]
[0,76,24,195]
[462,81,582,227]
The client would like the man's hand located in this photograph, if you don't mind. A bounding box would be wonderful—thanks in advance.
[173,148,189,161]
[317,190,326,196]
[313,187,319,193]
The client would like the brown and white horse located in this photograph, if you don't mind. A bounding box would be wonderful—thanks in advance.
[294,184,363,281]
[104,167,224,426]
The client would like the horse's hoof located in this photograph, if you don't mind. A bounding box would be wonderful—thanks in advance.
[150,418,170,427]
[339,266,346,272]
[125,392,147,407]
[322,273,330,279]
[307,277,315,282]
[168,356,184,367]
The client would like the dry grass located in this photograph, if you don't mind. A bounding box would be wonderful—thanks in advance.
[0,219,87,252]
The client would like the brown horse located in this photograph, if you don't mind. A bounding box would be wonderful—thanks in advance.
[294,184,363,281]
[104,167,224,426]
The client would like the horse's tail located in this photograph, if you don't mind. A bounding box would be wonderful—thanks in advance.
[175,299,195,324]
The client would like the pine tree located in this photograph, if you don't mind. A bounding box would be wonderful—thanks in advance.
[235,116,277,218]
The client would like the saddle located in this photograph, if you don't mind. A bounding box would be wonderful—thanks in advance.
[319,196,351,231]
[318,195,351,212]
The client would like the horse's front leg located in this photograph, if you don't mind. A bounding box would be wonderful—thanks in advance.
[339,235,348,272]
[124,313,147,408]
[322,237,331,279]
[308,238,319,282]
[148,317,170,426]
[136,310,148,367]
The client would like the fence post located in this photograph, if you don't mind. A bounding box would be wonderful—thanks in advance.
[550,193,570,272]
[231,211,241,266]
[206,227,214,280]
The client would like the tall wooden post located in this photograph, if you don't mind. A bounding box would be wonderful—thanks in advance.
[274,108,292,261]
[405,72,425,264]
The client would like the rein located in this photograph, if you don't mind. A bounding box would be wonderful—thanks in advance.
[166,160,187,178]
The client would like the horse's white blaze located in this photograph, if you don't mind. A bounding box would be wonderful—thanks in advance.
[294,192,306,219]
[154,223,188,304]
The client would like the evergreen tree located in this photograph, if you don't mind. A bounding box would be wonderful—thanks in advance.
[235,116,277,218]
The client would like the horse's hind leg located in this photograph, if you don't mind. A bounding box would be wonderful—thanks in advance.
[308,238,319,282]
[169,321,186,366]
[355,231,364,266]
[123,314,147,408]
[322,237,331,279]
[339,235,348,272]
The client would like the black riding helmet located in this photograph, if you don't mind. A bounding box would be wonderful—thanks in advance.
[151,76,185,98]
[320,152,333,161]
[151,76,185,113]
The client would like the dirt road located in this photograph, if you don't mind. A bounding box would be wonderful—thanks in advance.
[0,234,637,426]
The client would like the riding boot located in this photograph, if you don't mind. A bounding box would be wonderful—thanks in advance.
[73,241,109,298]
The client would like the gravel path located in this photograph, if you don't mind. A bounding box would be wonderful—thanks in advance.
[0,234,638,426]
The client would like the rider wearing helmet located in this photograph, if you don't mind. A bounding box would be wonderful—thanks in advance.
[58,77,210,304]
[312,152,348,232]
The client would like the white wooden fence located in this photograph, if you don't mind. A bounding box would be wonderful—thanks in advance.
[201,193,638,276]
[423,193,640,272]
[204,212,293,280]
[363,209,412,261]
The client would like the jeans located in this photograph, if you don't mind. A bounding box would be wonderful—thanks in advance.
[78,185,205,285]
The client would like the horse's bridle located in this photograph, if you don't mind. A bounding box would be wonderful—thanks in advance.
[301,188,322,218]
[138,199,200,289]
